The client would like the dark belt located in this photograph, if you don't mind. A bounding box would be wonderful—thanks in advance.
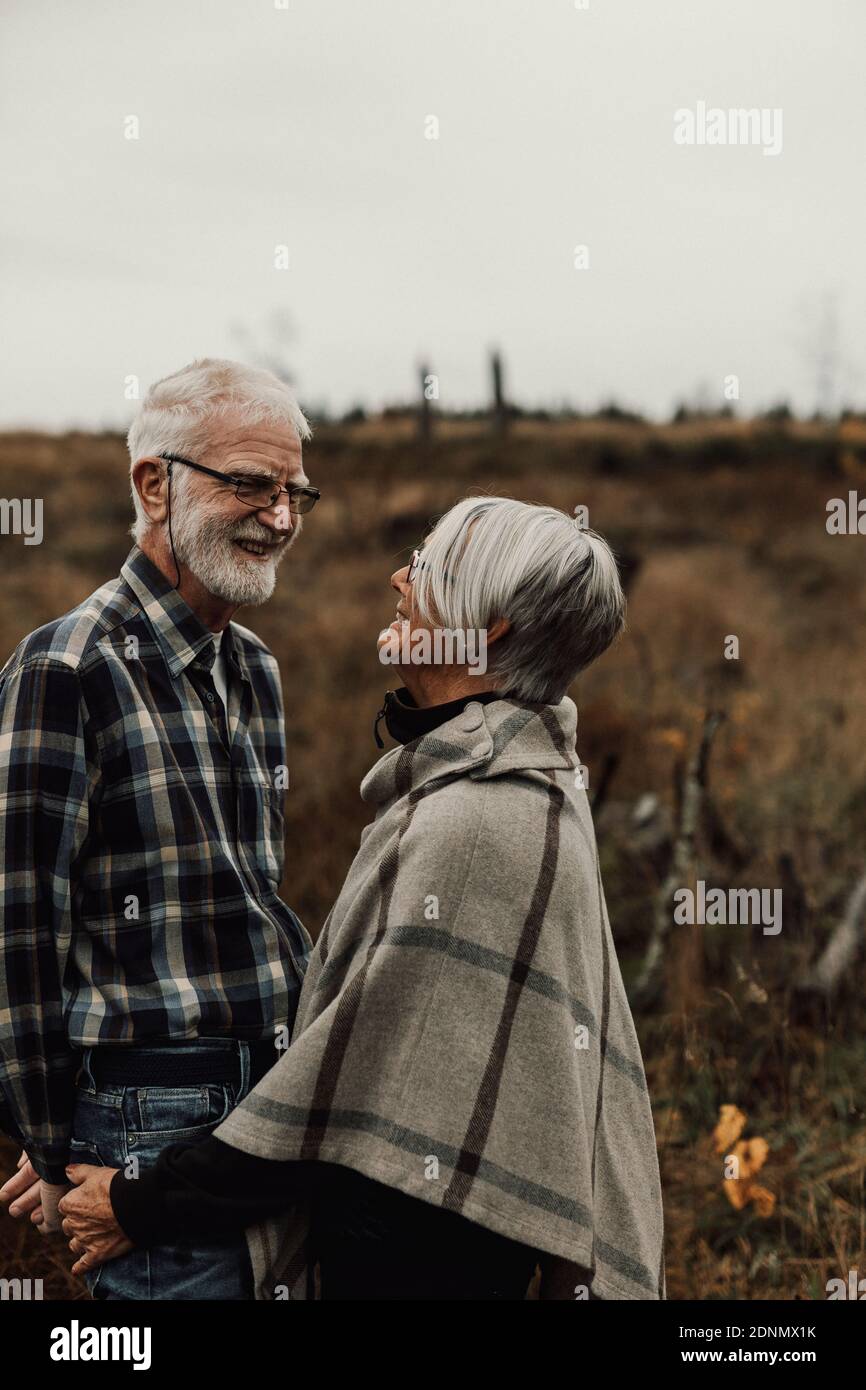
[87,1039,279,1090]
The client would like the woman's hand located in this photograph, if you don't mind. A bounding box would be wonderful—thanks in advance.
[58,1164,134,1276]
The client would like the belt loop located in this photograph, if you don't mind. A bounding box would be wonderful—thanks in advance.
[238,1040,251,1098]
[79,1046,96,1090]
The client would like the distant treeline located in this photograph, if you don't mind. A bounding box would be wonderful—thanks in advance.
[316,400,866,429]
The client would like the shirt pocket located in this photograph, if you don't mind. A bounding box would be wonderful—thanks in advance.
[246,772,285,886]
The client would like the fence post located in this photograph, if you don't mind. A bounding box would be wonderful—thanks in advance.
[490,350,507,435]
[418,362,433,443]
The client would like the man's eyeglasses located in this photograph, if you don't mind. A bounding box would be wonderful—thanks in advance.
[158,452,321,514]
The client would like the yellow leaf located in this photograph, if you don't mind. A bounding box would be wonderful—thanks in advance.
[735,1137,769,1180]
[713,1104,747,1155]
[749,1184,776,1217]
[723,1176,748,1210]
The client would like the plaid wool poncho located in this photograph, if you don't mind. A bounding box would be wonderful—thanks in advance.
[214,696,666,1299]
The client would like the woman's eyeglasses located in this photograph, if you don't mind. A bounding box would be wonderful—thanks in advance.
[158,452,321,514]
[407,548,452,584]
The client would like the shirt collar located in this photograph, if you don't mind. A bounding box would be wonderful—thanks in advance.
[119,545,243,679]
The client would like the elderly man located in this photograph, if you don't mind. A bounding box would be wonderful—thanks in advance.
[0,357,319,1299]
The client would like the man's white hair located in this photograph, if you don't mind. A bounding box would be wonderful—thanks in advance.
[412,496,626,704]
[126,357,311,543]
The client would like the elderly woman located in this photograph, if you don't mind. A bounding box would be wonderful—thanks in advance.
[60,496,665,1301]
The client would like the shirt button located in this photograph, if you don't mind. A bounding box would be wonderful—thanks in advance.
[206,692,215,702]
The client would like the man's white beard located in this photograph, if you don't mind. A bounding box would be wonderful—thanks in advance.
[170,492,292,606]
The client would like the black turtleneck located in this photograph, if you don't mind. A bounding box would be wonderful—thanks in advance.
[374,686,501,748]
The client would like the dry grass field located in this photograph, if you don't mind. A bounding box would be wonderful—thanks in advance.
[1,413,865,1299]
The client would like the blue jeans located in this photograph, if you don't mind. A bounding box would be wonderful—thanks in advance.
[70,1039,258,1301]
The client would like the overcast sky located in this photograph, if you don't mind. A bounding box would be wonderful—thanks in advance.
[1,0,864,429]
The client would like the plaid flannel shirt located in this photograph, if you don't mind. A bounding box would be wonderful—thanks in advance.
[0,546,310,1181]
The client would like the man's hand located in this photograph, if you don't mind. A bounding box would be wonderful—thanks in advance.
[0,1151,49,1228]
[40,1179,74,1233]
[0,1151,73,1233]
[59,1164,133,1276]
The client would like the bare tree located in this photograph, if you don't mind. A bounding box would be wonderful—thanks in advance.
[794,290,845,418]
[633,711,724,1009]
[418,361,433,444]
[799,870,866,997]
[230,309,298,384]
[490,349,508,435]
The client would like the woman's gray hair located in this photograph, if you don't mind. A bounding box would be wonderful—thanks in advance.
[412,496,626,704]
[126,357,311,544]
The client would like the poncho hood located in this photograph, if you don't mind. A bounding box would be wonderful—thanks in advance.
[362,697,579,805]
